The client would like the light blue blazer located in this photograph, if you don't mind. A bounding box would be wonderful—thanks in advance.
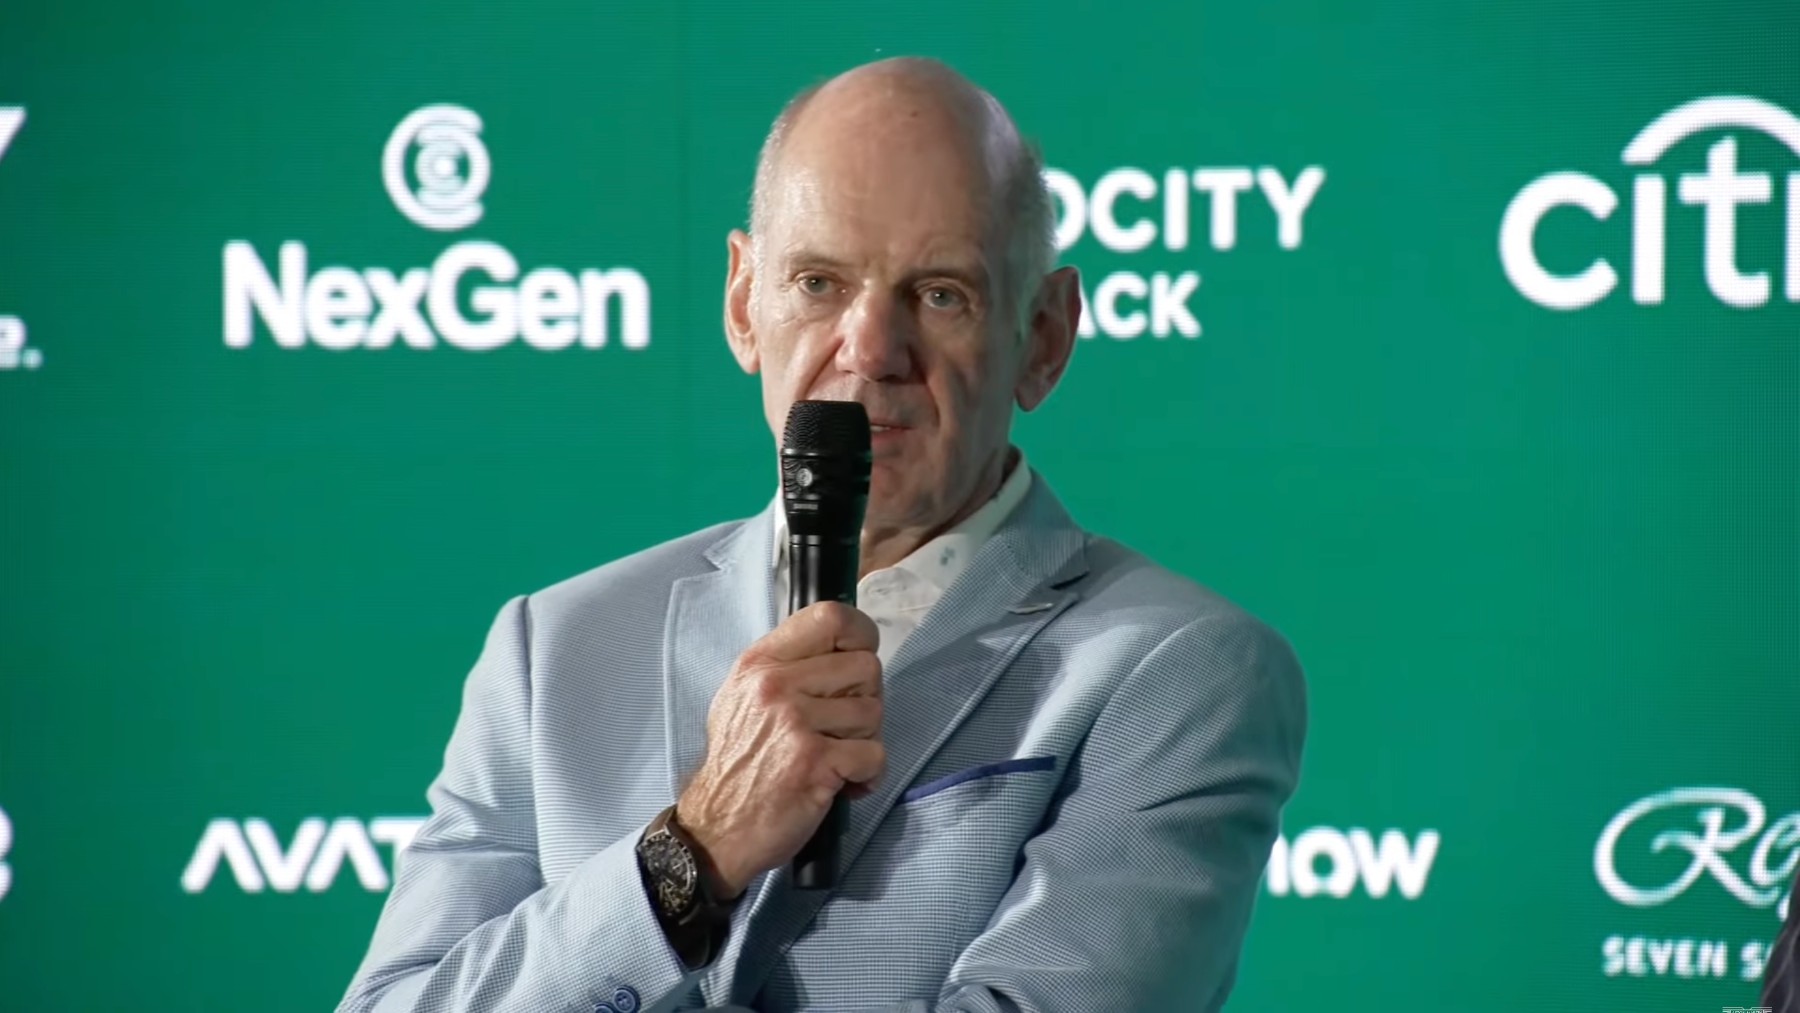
[338,470,1307,1013]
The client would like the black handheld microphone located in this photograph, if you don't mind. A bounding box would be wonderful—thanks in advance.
[781,399,872,891]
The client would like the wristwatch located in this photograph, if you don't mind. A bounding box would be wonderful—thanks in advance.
[635,804,739,970]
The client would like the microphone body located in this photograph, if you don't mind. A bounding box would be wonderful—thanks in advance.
[780,400,871,890]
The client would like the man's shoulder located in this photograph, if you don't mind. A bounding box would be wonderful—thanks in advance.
[1066,534,1305,697]
[1077,535,1281,640]
[525,514,751,619]
[1072,535,1307,759]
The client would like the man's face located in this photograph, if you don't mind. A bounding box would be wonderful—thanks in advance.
[724,109,1025,533]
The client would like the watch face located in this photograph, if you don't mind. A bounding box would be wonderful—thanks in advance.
[643,832,697,915]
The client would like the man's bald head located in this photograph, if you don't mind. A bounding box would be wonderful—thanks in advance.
[748,58,1057,332]
[720,57,1082,556]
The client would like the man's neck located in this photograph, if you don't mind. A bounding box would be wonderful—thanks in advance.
[855,446,1016,580]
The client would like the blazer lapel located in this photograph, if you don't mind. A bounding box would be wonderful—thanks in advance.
[662,498,780,802]
[724,474,1090,1005]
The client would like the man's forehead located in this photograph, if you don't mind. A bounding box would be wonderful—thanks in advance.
[762,213,995,280]
[763,162,995,246]
[777,142,990,201]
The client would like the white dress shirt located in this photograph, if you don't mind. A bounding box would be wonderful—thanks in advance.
[772,449,1033,667]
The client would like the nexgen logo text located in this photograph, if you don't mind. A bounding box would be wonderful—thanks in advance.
[223,241,650,351]
[221,104,653,353]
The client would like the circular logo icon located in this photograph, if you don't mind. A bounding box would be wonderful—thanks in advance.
[383,104,489,232]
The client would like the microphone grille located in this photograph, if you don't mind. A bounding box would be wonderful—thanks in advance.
[782,400,871,456]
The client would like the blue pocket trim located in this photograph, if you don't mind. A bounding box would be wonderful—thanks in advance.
[901,755,1057,804]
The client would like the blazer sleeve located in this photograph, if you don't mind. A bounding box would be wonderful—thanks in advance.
[862,611,1308,1013]
[336,596,704,1013]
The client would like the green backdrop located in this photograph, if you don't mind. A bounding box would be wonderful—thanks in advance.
[1,1,1795,1009]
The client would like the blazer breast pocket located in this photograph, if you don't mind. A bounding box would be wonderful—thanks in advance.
[847,755,1060,911]
[900,755,1058,805]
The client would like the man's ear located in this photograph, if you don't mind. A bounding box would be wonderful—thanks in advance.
[723,229,760,374]
[1015,266,1081,412]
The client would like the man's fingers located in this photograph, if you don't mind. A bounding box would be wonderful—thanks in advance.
[827,737,886,788]
[798,693,883,739]
[751,649,882,700]
[751,601,880,663]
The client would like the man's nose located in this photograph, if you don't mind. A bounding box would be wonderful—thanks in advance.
[833,290,913,382]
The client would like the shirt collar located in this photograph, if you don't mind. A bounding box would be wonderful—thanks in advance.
[771,447,1033,595]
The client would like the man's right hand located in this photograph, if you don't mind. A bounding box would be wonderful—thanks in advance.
[675,601,886,900]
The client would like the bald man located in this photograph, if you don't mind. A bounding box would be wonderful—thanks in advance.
[338,58,1306,1013]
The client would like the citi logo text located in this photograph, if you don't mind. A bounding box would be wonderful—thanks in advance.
[1263,825,1439,899]
[1594,786,1797,918]
[1502,96,1800,310]
[181,816,426,893]
[223,103,651,352]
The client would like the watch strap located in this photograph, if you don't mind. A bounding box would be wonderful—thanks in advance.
[638,805,735,970]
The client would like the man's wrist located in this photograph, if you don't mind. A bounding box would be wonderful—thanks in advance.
[670,802,746,902]
[635,805,739,971]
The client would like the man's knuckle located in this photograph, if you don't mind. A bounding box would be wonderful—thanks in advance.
[749,668,785,704]
[849,694,880,726]
[762,696,796,730]
[854,650,882,684]
[790,729,824,763]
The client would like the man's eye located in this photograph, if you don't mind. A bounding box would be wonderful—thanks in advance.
[798,275,834,296]
[923,286,965,309]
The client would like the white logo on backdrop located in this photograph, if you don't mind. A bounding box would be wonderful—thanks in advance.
[1502,96,1800,310]
[0,804,12,901]
[0,314,39,370]
[1595,787,1795,985]
[0,107,35,371]
[383,104,489,232]
[222,105,651,352]
[1042,163,1326,340]
[1595,786,1797,915]
[0,107,23,163]
[181,816,427,893]
[1263,825,1439,899]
